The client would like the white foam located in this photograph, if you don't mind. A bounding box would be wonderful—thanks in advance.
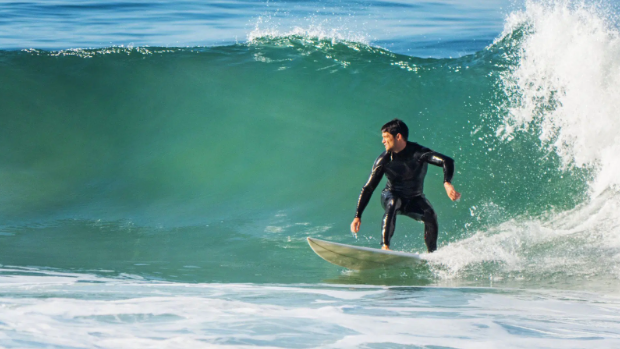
[1,269,620,348]
[426,1,620,283]
[427,187,620,287]
[498,0,620,194]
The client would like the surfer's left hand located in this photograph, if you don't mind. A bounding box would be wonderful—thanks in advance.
[350,218,361,234]
[444,182,461,201]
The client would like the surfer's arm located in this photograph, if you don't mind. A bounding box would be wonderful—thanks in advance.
[421,151,461,201]
[420,151,454,183]
[354,153,387,219]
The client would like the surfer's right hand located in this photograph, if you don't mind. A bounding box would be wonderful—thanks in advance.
[351,218,361,234]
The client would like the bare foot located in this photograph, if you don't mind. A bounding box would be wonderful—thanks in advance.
[381,245,391,251]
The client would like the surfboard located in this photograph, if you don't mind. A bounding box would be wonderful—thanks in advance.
[307,237,424,270]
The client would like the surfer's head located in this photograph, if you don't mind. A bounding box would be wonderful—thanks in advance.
[381,119,408,152]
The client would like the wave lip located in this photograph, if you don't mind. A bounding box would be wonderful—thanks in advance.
[248,19,371,47]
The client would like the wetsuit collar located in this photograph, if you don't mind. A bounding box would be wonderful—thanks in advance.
[391,140,408,154]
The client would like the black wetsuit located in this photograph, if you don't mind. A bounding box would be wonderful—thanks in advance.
[355,141,454,252]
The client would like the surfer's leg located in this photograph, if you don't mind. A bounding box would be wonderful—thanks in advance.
[403,196,438,253]
[380,191,402,248]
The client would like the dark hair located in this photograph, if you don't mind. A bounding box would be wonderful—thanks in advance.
[381,118,408,140]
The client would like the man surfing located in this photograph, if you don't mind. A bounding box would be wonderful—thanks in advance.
[350,119,461,252]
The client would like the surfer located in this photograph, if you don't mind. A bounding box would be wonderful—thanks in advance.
[350,119,461,252]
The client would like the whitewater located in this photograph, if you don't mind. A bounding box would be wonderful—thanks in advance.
[1,0,620,347]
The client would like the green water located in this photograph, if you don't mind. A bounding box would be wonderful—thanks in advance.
[0,38,590,286]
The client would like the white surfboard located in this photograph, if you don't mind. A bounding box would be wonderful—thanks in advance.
[307,237,424,270]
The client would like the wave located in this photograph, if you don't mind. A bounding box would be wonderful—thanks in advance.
[1,0,619,289]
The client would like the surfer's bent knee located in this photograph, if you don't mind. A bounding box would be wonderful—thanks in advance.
[422,208,437,224]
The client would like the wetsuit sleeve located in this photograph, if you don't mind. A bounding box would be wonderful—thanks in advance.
[355,153,387,219]
[420,151,455,183]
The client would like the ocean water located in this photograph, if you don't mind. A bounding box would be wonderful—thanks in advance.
[2,0,620,347]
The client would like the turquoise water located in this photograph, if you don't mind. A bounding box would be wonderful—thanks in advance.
[2,0,620,347]
[0,0,509,57]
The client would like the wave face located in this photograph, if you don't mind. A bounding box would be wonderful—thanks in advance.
[0,0,619,290]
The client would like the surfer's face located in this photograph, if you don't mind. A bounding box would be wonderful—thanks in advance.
[382,132,396,151]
